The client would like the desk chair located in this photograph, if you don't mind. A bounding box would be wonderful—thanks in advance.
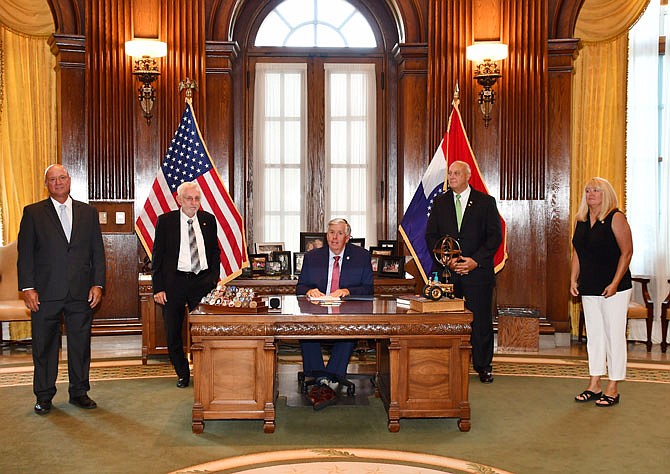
[297,342,357,396]
[661,279,670,353]
[577,276,654,351]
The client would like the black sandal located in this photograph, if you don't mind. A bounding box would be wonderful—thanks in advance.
[595,393,620,407]
[574,390,602,402]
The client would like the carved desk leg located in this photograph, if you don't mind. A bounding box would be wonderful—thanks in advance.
[387,337,402,432]
[191,343,204,434]
[263,338,277,433]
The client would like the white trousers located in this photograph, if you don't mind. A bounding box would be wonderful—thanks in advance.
[582,288,631,381]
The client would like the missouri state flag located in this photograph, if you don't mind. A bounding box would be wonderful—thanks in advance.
[399,100,508,283]
[135,99,249,283]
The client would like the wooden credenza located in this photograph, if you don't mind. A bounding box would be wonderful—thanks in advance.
[189,296,472,434]
[138,274,416,364]
[138,274,188,364]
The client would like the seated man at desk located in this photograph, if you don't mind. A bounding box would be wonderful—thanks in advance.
[296,218,374,410]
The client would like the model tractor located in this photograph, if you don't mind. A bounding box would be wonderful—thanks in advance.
[422,272,456,301]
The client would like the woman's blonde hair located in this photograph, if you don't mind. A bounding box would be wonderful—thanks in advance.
[575,177,619,222]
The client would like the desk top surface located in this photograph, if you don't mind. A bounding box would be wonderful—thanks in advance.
[190,295,471,324]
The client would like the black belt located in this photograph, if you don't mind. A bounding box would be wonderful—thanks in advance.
[176,270,200,279]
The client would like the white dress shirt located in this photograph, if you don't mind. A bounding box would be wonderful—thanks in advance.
[177,211,208,273]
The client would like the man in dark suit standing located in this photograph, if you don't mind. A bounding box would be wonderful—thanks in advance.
[296,218,374,409]
[151,181,220,388]
[426,160,502,383]
[18,164,106,414]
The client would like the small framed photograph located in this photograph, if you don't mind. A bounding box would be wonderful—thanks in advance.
[293,252,305,275]
[369,246,393,256]
[273,250,292,275]
[240,264,253,278]
[249,254,268,275]
[266,261,282,275]
[255,242,284,255]
[300,232,326,252]
[378,256,405,278]
[378,239,398,255]
[370,255,380,273]
[349,237,365,247]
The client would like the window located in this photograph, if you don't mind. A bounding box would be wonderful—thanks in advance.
[255,0,376,48]
[251,0,381,252]
[626,0,670,342]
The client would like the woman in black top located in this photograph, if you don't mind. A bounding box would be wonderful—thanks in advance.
[570,177,633,407]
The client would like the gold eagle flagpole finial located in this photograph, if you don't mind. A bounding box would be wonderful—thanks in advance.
[179,78,198,101]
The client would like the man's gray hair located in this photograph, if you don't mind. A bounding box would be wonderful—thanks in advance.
[176,181,201,197]
[328,218,351,237]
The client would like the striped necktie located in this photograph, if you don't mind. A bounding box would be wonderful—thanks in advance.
[187,219,201,273]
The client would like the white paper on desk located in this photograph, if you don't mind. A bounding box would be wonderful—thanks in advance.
[308,295,341,303]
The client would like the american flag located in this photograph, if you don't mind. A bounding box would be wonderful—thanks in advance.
[135,99,248,282]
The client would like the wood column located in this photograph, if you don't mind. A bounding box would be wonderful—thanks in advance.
[393,44,428,224]
[205,41,240,209]
[545,38,579,332]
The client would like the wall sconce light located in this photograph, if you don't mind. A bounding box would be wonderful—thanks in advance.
[466,42,508,127]
[125,39,168,124]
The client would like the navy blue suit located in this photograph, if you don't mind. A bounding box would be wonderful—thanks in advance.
[426,188,502,373]
[296,243,373,377]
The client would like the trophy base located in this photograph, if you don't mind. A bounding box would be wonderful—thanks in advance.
[400,294,465,313]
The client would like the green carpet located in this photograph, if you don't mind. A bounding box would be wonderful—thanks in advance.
[1,365,668,473]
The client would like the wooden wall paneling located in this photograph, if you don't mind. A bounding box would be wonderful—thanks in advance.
[545,39,580,332]
[394,44,428,225]
[47,0,85,35]
[93,234,142,332]
[427,0,474,151]
[205,42,240,208]
[88,0,135,201]
[548,0,585,39]
[159,0,207,154]
[48,35,87,198]
[500,0,547,201]
[495,200,547,313]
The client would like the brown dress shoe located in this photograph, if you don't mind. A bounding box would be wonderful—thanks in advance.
[313,386,337,411]
[308,386,321,405]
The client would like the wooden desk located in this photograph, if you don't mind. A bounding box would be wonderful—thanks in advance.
[189,296,472,434]
[139,274,416,364]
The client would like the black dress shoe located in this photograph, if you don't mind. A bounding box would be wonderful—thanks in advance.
[69,394,97,409]
[478,371,494,384]
[176,377,190,388]
[34,400,52,415]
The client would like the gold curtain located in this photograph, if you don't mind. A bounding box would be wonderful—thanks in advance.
[569,0,650,334]
[0,0,56,339]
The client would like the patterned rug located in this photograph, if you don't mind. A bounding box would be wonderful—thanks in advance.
[170,448,515,474]
[1,354,668,387]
